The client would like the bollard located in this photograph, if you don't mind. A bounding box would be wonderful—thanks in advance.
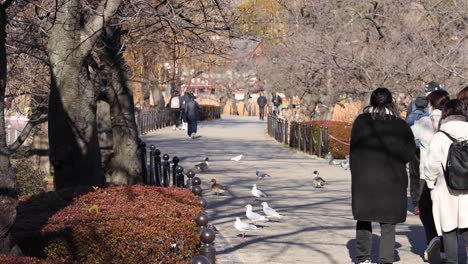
[149,145,156,185]
[197,196,208,209]
[310,124,315,155]
[175,165,185,187]
[155,149,162,186]
[192,177,202,186]
[284,121,288,145]
[162,154,170,187]
[192,185,203,196]
[172,157,180,186]
[191,255,210,264]
[318,126,323,158]
[324,127,329,155]
[186,170,196,190]
[139,140,148,184]
[199,228,216,264]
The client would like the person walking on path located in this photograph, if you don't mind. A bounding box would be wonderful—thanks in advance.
[350,87,416,264]
[184,93,201,139]
[257,92,267,120]
[271,92,282,116]
[425,99,468,264]
[180,92,191,131]
[411,90,449,261]
[405,96,428,215]
[167,90,181,130]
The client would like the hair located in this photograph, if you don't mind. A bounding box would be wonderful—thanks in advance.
[457,86,468,108]
[438,99,467,129]
[363,87,398,120]
[426,90,449,110]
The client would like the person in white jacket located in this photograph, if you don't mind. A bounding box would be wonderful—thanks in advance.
[425,99,468,264]
[411,90,449,261]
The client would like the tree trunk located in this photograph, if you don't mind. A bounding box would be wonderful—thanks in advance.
[97,26,141,185]
[47,0,122,189]
[0,6,18,254]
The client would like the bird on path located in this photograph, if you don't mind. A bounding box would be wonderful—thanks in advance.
[230,154,243,162]
[251,184,267,201]
[245,204,269,224]
[256,170,271,180]
[341,155,350,170]
[312,170,327,188]
[210,178,227,195]
[261,202,282,219]
[234,217,259,239]
[195,157,209,172]
[325,152,333,163]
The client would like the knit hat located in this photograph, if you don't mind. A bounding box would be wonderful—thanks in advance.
[425,81,441,93]
[414,96,428,109]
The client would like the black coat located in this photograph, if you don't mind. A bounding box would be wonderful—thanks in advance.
[185,100,201,120]
[257,96,267,107]
[350,113,416,223]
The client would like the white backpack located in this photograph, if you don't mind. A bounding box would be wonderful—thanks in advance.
[170,97,180,108]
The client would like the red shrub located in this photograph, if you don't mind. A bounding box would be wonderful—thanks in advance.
[0,256,62,264]
[13,186,202,264]
[304,120,352,159]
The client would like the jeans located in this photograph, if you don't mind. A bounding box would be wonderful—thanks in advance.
[442,228,468,264]
[356,221,396,264]
[419,182,443,248]
[408,149,421,207]
[259,107,265,120]
[187,117,197,136]
[171,109,181,128]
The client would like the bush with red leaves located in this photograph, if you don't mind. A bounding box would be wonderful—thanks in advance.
[0,256,62,264]
[13,186,202,264]
[303,120,352,159]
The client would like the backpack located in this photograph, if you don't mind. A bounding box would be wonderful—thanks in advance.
[170,97,180,108]
[440,131,468,191]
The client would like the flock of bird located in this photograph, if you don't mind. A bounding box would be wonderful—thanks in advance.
[192,154,331,240]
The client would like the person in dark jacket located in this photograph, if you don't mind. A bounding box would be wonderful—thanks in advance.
[184,93,201,139]
[272,92,282,116]
[351,87,416,264]
[405,96,428,215]
[257,92,267,120]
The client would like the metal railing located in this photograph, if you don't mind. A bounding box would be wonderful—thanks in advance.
[267,114,329,157]
[136,106,222,135]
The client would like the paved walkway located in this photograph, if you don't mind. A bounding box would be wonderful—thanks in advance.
[142,115,466,264]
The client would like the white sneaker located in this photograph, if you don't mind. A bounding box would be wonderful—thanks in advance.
[191,133,196,139]
[424,237,441,261]
[358,260,375,264]
[172,125,176,130]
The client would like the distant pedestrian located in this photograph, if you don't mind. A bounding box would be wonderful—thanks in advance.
[272,92,282,116]
[180,92,191,131]
[167,90,181,130]
[411,90,449,261]
[184,93,201,139]
[425,99,468,264]
[257,92,267,120]
[350,87,416,264]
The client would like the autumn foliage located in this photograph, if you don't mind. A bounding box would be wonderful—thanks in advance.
[12,186,202,264]
[305,120,352,159]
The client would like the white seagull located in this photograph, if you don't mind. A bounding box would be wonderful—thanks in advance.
[251,184,267,201]
[261,202,282,219]
[245,204,269,223]
[230,154,243,162]
[234,217,259,239]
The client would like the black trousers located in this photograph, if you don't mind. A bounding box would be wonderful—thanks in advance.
[356,221,396,264]
[442,228,468,264]
[187,117,197,136]
[419,182,442,246]
[408,149,421,207]
[171,110,181,127]
[259,106,265,120]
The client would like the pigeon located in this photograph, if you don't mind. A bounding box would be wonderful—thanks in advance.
[195,157,209,172]
[325,152,333,163]
[245,204,269,223]
[256,170,271,180]
[210,179,227,195]
[251,184,267,200]
[230,154,243,162]
[234,217,259,239]
[341,159,350,170]
[329,159,342,166]
[261,202,282,219]
[312,170,327,188]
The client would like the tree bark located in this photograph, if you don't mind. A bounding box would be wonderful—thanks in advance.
[0,5,18,254]
[47,0,121,189]
[97,26,141,185]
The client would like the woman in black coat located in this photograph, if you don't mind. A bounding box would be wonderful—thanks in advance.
[350,87,416,264]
